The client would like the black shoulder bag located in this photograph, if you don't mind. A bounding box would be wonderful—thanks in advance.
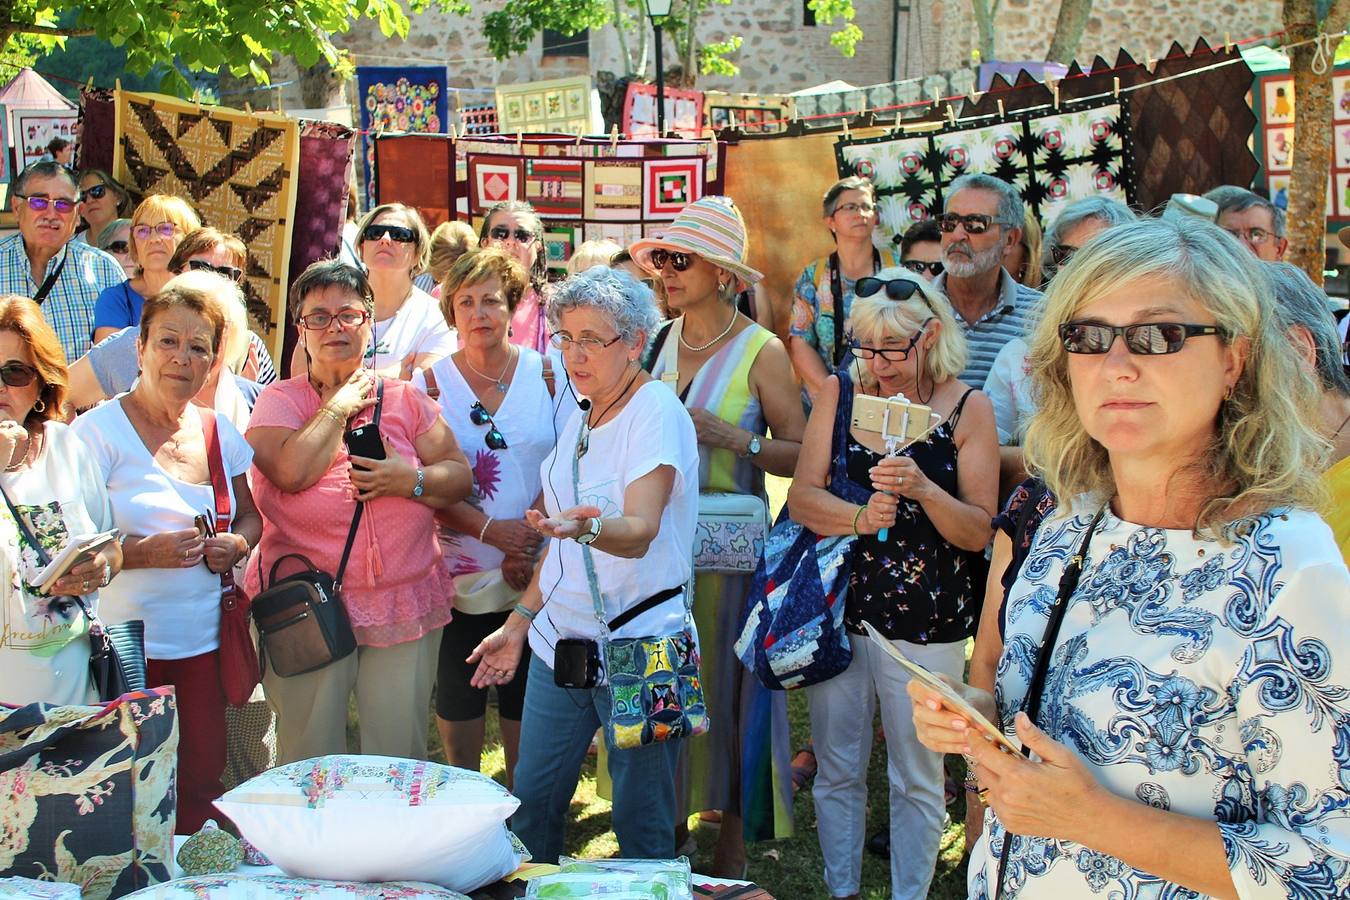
[0,483,145,701]
[992,505,1106,899]
[250,381,383,678]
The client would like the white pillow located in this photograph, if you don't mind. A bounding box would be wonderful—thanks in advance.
[214,755,525,894]
[122,874,470,898]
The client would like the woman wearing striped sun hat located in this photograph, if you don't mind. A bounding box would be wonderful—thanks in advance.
[631,196,807,876]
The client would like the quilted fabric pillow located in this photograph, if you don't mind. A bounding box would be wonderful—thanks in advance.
[214,756,525,894]
[0,688,178,900]
[123,874,470,898]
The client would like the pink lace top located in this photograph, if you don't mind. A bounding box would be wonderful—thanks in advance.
[244,377,454,647]
[509,287,549,354]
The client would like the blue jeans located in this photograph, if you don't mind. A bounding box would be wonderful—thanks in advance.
[511,652,682,862]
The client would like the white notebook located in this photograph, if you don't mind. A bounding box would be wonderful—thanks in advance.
[29,530,120,594]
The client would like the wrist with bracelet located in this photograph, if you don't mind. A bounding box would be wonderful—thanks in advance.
[851,504,866,537]
[316,405,345,428]
[478,516,494,543]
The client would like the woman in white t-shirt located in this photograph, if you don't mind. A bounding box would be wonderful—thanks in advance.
[414,248,562,785]
[291,203,456,380]
[468,266,699,863]
[0,296,121,708]
[72,275,261,835]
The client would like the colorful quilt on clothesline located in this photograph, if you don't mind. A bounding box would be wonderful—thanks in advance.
[356,66,448,207]
[834,99,1132,234]
[113,90,299,362]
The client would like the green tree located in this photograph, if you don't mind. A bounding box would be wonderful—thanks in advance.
[0,0,470,96]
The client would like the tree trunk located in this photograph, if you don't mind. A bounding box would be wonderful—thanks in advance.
[1283,0,1350,284]
[970,0,996,63]
[612,0,634,76]
[1045,0,1093,65]
[298,56,346,110]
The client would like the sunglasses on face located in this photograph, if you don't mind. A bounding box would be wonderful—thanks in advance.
[649,248,695,272]
[132,222,180,241]
[0,362,39,388]
[488,226,536,245]
[1048,244,1080,274]
[186,258,244,282]
[104,240,129,255]
[469,401,508,450]
[936,212,1001,235]
[901,259,944,277]
[17,195,77,215]
[83,184,110,200]
[363,223,417,243]
[851,330,926,362]
[298,309,370,330]
[1058,322,1222,355]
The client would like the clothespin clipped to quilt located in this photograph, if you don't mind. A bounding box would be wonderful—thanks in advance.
[1112,77,1121,98]
[515,130,523,152]
[946,103,957,126]
[997,98,1005,119]
[243,102,253,115]
[85,76,93,91]
[449,123,458,140]
[1051,79,1061,110]
[842,115,850,138]
[575,129,585,148]
[1224,32,1233,53]
[854,393,943,542]
[610,125,620,149]
[709,129,718,157]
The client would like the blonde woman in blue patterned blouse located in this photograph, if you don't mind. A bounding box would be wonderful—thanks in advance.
[910,216,1350,899]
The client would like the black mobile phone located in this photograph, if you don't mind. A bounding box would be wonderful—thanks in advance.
[553,638,602,689]
[344,424,386,470]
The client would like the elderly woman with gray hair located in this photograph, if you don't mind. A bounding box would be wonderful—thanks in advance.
[468,266,699,863]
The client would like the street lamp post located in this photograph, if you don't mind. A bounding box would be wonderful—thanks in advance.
[646,0,672,137]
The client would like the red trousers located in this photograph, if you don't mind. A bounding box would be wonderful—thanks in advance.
[147,650,227,834]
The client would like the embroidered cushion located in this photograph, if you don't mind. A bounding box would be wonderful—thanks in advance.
[123,873,470,898]
[214,755,525,894]
[0,688,179,900]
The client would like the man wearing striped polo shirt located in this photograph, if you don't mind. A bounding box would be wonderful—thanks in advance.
[930,174,1042,392]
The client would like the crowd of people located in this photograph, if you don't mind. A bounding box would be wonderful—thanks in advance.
[1,153,1349,900]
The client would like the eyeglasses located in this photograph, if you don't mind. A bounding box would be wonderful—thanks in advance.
[488,226,536,245]
[856,276,922,303]
[84,184,110,200]
[1058,322,1222,355]
[1048,245,1080,274]
[132,222,180,241]
[851,331,925,362]
[104,240,129,255]
[936,213,1003,235]
[17,195,77,215]
[550,332,623,353]
[187,259,244,282]
[649,249,695,272]
[901,260,944,277]
[833,201,876,216]
[363,223,417,243]
[1223,226,1273,246]
[0,362,39,388]
[469,401,508,450]
[297,309,370,330]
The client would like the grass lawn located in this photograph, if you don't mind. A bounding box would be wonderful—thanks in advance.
[352,476,973,899]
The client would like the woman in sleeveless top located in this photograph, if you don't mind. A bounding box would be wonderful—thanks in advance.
[479,202,551,354]
[787,269,998,900]
[632,197,807,877]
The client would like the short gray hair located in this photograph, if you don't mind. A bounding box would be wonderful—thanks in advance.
[1042,197,1136,270]
[1265,261,1350,395]
[822,176,876,217]
[945,174,1024,228]
[547,266,660,349]
[1203,185,1286,239]
[11,161,78,198]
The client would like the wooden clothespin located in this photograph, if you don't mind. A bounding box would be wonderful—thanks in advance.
[515,130,523,152]
[575,129,584,148]
[946,103,956,125]
[1051,79,1061,109]
[115,78,122,92]
[610,124,619,149]
[1224,32,1233,53]
[842,115,850,137]
[1112,77,1121,98]
[244,102,253,115]
[449,123,458,140]
[997,98,1005,119]
[709,129,718,156]
[84,76,93,91]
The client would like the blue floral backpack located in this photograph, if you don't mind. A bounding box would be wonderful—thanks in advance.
[734,370,871,690]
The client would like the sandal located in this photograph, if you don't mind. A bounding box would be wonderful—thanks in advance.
[790,746,817,793]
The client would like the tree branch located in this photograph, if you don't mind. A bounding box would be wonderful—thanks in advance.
[5,22,95,38]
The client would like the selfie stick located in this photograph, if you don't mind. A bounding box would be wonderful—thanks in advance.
[876,400,912,542]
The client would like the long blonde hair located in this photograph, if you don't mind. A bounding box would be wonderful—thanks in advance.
[847,267,967,390]
[1023,217,1327,537]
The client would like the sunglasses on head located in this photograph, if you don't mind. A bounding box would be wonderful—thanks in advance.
[132,222,179,241]
[649,248,695,272]
[363,223,416,243]
[17,195,76,215]
[902,259,944,277]
[488,226,536,245]
[83,184,110,200]
[855,276,923,303]
[469,401,508,450]
[187,258,244,282]
[104,240,129,255]
[936,212,1002,235]
[0,362,39,388]
[1058,322,1222,355]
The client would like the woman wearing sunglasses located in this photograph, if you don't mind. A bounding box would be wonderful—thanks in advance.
[788,177,901,402]
[95,218,136,280]
[246,260,472,766]
[75,169,130,247]
[631,196,806,876]
[788,268,998,900]
[0,296,121,708]
[478,201,550,354]
[413,248,561,786]
[91,194,200,345]
[910,217,1350,900]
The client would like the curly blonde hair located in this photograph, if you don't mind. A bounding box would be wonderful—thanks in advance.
[847,267,967,390]
[1022,216,1328,538]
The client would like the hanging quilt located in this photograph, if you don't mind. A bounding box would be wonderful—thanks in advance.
[835,98,1131,235]
[1250,65,1350,221]
[113,90,300,363]
[623,82,704,139]
[76,87,115,174]
[495,76,594,135]
[704,91,796,135]
[12,109,76,171]
[457,102,498,136]
[356,66,448,207]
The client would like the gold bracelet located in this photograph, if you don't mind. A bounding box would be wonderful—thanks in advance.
[316,406,345,427]
[852,504,866,537]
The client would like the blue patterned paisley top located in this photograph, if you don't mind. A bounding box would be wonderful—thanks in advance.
[972,500,1350,899]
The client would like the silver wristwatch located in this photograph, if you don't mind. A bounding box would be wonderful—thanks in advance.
[741,434,763,458]
[575,516,602,545]
[412,467,425,498]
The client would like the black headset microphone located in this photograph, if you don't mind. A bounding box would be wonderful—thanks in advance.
[578,397,591,411]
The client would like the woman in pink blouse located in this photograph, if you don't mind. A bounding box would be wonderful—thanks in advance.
[245,260,473,764]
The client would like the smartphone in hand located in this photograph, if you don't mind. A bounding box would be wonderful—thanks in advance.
[344,424,386,470]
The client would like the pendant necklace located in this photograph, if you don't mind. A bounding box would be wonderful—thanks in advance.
[577,367,641,460]
[462,346,516,394]
[679,310,739,353]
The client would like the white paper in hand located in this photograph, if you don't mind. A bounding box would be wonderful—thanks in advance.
[29,530,119,594]
[862,621,1022,754]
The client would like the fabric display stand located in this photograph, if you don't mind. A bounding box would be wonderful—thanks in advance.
[495,76,597,136]
[623,81,705,139]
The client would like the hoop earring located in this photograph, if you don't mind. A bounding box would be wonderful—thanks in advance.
[32,399,45,413]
